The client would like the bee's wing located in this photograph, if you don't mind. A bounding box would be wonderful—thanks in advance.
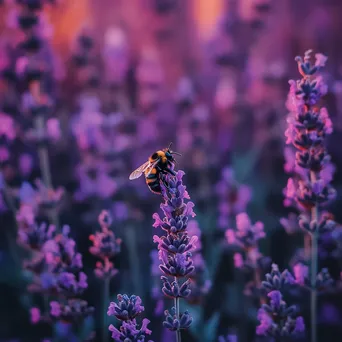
[129,159,159,180]
[145,159,160,177]
[129,161,150,180]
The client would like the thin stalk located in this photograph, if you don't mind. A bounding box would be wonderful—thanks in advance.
[35,116,52,187]
[254,266,265,304]
[304,234,311,261]
[34,115,59,229]
[43,293,49,316]
[102,275,110,342]
[237,268,247,342]
[173,283,181,342]
[310,170,318,342]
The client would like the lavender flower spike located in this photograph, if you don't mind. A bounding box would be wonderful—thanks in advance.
[107,294,145,321]
[153,170,197,342]
[90,210,121,342]
[257,265,305,339]
[286,51,336,342]
[107,294,153,342]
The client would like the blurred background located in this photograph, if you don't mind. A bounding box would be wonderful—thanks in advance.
[1,0,342,341]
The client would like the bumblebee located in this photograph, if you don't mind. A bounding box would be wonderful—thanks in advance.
[129,143,181,194]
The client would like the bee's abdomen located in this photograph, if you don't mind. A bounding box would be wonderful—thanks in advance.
[145,168,161,194]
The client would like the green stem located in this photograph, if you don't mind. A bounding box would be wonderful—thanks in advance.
[102,275,110,342]
[236,268,246,342]
[304,234,311,261]
[43,293,49,316]
[310,171,318,342]
[35,116,52,188]
[174,278,181,342]
[34,116,59,229]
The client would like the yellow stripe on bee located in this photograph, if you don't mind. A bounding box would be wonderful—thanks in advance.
[146,177,157,184]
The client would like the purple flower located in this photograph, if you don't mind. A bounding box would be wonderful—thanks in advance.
[314,53,328,68]
[94,259,118,280]
[233,253,244,268]
[46,118,61,141]
[280,213,301,234]
[285,50,336,210]
[226,213,265,249]
[293,263,308,285]
[17,222,55,250]
[153,170,196,333]
[256,308,273,335]
[30,307,41,324]
[89,210,121,280]
[56,271,88,296]
[262,264,294,292]
[108,294,144,321]
[107,295,153,341]
[42,225,83,273]
[0,112,16,140]
[257,289,304,338]
[284,56,336,340]
[316,268,334,290]
[89,229,121,259]
[109,319,153,342]
[98,210,113,228]
[19,153,34,176]
[163,307,193,331]
[50,301,61,317]
[226,213,266,272]
[268,290,282,310]
[50,299,94,322]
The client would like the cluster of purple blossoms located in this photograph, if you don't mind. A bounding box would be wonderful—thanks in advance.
[226,212,269,274]
[89,210,122,280]
[283,50,337,341]
[25,224,94,336]
[107,294,153,341]
[152,170,196,337]
[42,226,94,323]
[257,264,305,339]
[150,220,211,315]
[284,50,336,212]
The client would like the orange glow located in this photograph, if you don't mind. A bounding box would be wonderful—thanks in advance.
[46,0,92,53]
[193,0,223,38]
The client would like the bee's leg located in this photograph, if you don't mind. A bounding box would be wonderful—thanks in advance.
[158,173,169,190]
[165,167,176,176]
[160,177,169,189]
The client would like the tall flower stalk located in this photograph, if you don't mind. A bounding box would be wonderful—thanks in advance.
[46,225,94,340]
[152,170,197,342]
[12,0,61,229]
[257,264,305,340]
[89,210,122,342]
[285,50,336,342]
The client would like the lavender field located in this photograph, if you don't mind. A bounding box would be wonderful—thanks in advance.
[1,1,342,341]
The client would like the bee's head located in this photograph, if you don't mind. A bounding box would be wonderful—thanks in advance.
[165,149,175,162]
[165,143,181,162]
